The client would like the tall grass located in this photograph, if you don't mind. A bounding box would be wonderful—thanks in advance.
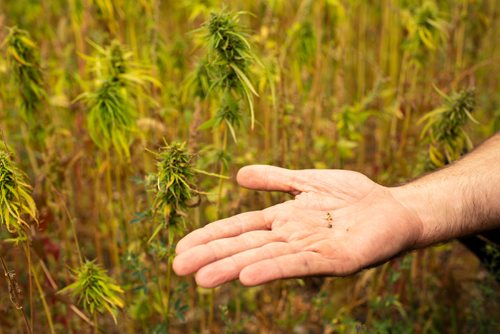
[0,0,499,332]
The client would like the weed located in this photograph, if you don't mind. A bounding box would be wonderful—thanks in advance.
[3,27,45,124]
[152,141,196,213]
[420,87,477,167]
[1,1,499,332]
[202,10,260,130]
[0,149,37,237]
[59,260,124,325]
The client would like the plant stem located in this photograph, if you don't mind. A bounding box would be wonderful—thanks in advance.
[165,224,174,325]
[26,242,34,332]
[54,185,84,265]
[93,174,104,264]
[209,123,229,331]
[30,257,55,334]
[216,126,228,217]
[105,151,120,272]
[94,312,98,334]
[0,255,33,334]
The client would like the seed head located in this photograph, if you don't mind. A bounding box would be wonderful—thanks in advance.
[403,1,447,64]
[4,27,45,123]
[59,260,124,324]
[0,149,37,235]
[433,88,475,143]
[420,87,477,167]
[203,10,259,128]
[153,142,195,211]
[82,80,136,160]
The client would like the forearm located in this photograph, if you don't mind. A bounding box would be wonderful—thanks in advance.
[391,133,500,248]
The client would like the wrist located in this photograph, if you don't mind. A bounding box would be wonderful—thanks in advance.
[391,170,500,249]
[389,181,461,249]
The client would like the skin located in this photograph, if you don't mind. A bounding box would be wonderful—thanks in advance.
[173,134,500,288]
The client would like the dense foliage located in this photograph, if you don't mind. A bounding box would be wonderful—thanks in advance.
[0,0,499,333]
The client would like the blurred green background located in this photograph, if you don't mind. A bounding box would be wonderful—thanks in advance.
[0,0,499,333]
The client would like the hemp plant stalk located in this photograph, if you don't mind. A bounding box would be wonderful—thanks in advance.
[148,141,196,324]
[392,1,448,160]
[0,148,37,334]
[3,27,47,173]
[0,147,58,333]
[77,40,159,269]
[191,10,261,327]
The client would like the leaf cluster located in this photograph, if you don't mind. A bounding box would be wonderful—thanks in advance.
[59,260,124,324]
[79,80,136,160]
[199,92,241,142]
[78,41,160,160]
[152,142,195,212]
[3,27,46,122]
[334,80,384,159]
[203,10,259,128]
[0,149,37,235]
[183,57,211,100]
[288,20,317,67]
[420,87,477,167]
[84,40,161,89]
[402,1,448,64]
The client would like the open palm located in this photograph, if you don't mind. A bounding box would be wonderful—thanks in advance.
[173,165,422,288]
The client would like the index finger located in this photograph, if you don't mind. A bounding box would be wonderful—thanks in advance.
[236,165,301,193]
[175,208,279,255]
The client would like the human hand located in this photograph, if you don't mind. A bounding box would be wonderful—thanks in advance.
[173,165,423,288]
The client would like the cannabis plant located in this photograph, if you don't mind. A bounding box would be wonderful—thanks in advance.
[402,1,447,65]
[77,41,159,160]
[151,141,195,215]
[59,260,124,324]
[146,141,198,324]
[289,20,316,67]
[334,81,383,162]
[3,27,46,124]
[199,92,242,142]
[202,10,260,129]
[419,87,477,168]
[183,57,211,101]
[0,149,37,236]
[79,80,136,160]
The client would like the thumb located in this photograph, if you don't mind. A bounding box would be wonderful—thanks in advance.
[236,165,302,193]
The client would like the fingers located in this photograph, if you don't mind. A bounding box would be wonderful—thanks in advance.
[176,210,271,255]
[237,165,302,193]
[239,252,335,286]
[194,241,298,288]
[173,230,280,276]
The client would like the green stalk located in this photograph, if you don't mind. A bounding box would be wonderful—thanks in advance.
[56,187,84,265]
[30,259,56,334]
[216,126,228,217]
[94,312,98,334]
[165,225,174,325]
[209,124,229,330]
[93,175,104,264]
[153,255,167,321]
[20,125,40,176]
[26,242,34,332]
[105,151,121,273]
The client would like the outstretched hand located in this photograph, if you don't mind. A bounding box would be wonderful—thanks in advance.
[173,165,422,288]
